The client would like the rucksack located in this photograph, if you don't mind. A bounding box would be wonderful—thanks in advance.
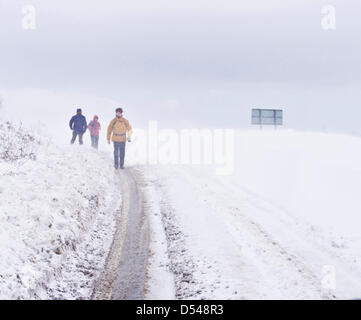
[111,118,124,130]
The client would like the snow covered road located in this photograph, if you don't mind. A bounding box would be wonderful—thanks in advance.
[140,164,361,300]
[92,168,149,300]
[93,130,361,300]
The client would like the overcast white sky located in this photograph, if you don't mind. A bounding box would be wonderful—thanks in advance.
[0,0,361,133]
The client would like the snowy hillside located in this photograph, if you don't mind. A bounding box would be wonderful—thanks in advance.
[0,120,120,299]
[2,117,361,300]
[142,130,361,300]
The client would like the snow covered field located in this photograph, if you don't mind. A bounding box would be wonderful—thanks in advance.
[0,121,120,299]
[142,130,361,300]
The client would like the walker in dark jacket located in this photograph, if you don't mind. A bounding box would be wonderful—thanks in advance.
[69,109,87,145]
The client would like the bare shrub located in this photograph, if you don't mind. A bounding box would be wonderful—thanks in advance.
[0,121,41,162]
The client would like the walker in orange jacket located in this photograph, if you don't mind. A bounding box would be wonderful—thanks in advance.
[107,108,132,169]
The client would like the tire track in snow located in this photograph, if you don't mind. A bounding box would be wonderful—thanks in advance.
[198,173,329,299]
[92,168,149,300]
[165,167,334,299]
[139,168,233,299]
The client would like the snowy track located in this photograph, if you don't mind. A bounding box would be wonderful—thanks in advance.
[141,164,361,300]
[92,168,149,300]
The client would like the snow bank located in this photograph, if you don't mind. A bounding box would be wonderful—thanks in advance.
[0,121,119,299]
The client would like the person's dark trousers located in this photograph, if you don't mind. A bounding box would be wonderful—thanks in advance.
[91,135,99,149]
[71,131,84,145]
[113,141,126,168]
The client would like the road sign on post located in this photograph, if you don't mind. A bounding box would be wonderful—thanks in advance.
[251,108,283,129]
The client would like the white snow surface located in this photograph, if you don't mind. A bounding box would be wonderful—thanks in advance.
[2,117,361,300]
[0,123,120,299]
[142,130,361,300]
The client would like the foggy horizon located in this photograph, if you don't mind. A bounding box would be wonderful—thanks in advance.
[1,0,360,134]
